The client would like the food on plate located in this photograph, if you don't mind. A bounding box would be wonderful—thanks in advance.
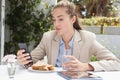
[31,65,40,70]
[31,64,55,71]
[47,65,55,70]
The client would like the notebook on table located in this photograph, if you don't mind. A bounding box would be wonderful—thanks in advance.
[57,71,102,80]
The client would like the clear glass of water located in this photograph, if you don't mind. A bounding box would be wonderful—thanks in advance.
[62,48,72,70]
[7,59,16,78]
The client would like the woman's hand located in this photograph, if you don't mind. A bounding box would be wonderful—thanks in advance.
[17,49,32,65]
[62,55,94,71]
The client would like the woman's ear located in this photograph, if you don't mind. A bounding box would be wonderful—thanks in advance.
[71,16,76,24]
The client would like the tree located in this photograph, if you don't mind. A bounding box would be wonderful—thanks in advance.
[71,0,119,17]
[5,0,53,55]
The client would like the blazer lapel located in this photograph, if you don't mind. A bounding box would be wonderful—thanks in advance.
[51,35,61,66]
[51,30,82,65]
[73,30,82,59]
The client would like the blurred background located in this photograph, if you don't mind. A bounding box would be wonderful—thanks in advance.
[0,0,120,63]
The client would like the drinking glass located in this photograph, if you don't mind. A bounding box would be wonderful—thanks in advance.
[7,59,16,78]
[62,48,72,70]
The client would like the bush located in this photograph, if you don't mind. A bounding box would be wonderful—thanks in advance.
[5,0,53,55]
[79,17,120,26]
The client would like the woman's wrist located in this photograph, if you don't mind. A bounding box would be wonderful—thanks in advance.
[85,63,94,71]
[80,63,94,71]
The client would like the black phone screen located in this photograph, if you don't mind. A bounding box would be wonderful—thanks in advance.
[18,43,29,53]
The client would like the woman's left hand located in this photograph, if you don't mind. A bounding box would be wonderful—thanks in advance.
[62,55,94,71]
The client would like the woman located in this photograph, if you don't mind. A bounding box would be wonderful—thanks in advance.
[17,0,120,71]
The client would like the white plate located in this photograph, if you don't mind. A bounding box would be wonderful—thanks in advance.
[28,67,64,73]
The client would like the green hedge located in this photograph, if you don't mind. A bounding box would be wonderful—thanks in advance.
[79,17,120,27]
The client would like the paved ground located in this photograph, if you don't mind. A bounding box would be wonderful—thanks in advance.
[96,34,120,59]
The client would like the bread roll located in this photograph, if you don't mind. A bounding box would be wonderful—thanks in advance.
[31,64,55,71]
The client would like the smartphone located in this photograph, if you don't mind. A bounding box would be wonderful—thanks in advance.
[18,43,33,68]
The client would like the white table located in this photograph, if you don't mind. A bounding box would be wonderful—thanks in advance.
[0,65,120,80]
[0,65,65,80]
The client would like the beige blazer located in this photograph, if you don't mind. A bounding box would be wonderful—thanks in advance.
[31,30,120,71]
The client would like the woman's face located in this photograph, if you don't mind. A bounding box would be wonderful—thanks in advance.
[52,8,75,36]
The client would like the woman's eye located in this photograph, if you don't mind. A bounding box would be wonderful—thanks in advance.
[52,19,55,22]
[59,19,63,21]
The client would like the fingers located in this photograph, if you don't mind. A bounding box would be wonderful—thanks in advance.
[65,55,76,61]
[63,56,88,71]
[17,52,29,60]
[19,59,32,65]
[17,49,25,55]
[63,62,77,70]
[63,59,80,71]
[17,49,32,65]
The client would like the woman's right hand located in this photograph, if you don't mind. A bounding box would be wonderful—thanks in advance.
[17,49,32,65]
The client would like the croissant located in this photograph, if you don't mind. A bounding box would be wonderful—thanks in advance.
[32,65,55,71]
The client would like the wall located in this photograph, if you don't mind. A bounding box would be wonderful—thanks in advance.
[83,26,120,35]
[96,34,120,59]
